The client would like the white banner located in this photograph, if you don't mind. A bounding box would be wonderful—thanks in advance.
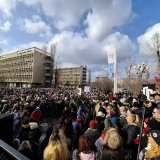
[84,86,90,93]
[146,89,153,100]
[107,47,116,64]
[77,88,82,95]
[143,87,148,95]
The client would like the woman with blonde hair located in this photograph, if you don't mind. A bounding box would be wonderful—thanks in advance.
[101,127,127,160]
[18,140,35,159]
[121,113,140,160]
[119,106,128,128]
[104,127,123,150]
[43,128,70,160]
[139,130,160,160]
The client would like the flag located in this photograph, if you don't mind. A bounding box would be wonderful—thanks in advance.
[109,72,114,79]
[107,47,116,64]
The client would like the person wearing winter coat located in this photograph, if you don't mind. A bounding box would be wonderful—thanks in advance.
[43,128,70,160]
[147,108,160,130]
[84,120,100,144]
[121,112,140,160]
[101,127,128,160]
[72,135,97,160]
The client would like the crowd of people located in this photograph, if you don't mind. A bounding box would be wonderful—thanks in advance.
[0,88,160,160]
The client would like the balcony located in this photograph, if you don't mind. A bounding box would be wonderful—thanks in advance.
[45,80,51,83]
[45,66,51,70]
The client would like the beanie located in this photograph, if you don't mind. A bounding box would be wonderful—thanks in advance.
[89,120,96,129]
[150,130,160,146]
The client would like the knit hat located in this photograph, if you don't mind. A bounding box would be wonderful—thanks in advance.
[150,130,160,146]
[89,120,96,129]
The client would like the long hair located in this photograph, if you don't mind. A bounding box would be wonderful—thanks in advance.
[43,130,70,160]
[104,127,117,145]
[18,140,32,151]
[145,142,160,159]
[61,118,73,139]
[78,135,96,153]
[95,103,100,116]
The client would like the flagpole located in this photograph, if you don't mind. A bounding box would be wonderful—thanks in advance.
[113,49,117,95]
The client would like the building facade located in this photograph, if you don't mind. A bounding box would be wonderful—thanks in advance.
[54,66,87,88]
[0,47,53,88]
[95,76,108,83]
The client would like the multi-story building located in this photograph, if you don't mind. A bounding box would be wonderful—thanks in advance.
[54,66,87,88]
[95,76,108,83]
[0,47,53,88]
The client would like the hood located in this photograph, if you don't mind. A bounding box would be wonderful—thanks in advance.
[79,151,95,160]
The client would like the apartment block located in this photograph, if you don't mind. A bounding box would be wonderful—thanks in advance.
[95,76,108,83]
[0,47,53,88]
[54,66,87,88]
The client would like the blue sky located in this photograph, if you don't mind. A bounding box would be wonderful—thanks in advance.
[0,0,159,80]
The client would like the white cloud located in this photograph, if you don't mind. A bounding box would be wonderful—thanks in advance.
[48,31,135,80]
[85,0,132,40]
[49,31,104,66]
[21,15,52,37]
[0,21,12,32]
[137,23,160,55]
[20,0,132,37]
[0,0,17,17]
[21,0,89,30]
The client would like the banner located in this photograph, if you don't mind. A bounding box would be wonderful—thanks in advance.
[107,47,116,64]
[84,86,90,93]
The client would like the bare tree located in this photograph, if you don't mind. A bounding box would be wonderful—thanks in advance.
[41,45,47,52]
[88,69,91,86]
[50,44,56,68]
[54,62,59,88]
[123,61,150,95]
[91,77,113,93]
[124,59,136,91]
[54,59,63,88]
[49,43,61,88]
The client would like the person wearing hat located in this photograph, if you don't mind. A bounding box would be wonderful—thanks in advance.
[84,120,100,144]
[139,130,160,160]
[30,106,42,123]
[96,111,105,133]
